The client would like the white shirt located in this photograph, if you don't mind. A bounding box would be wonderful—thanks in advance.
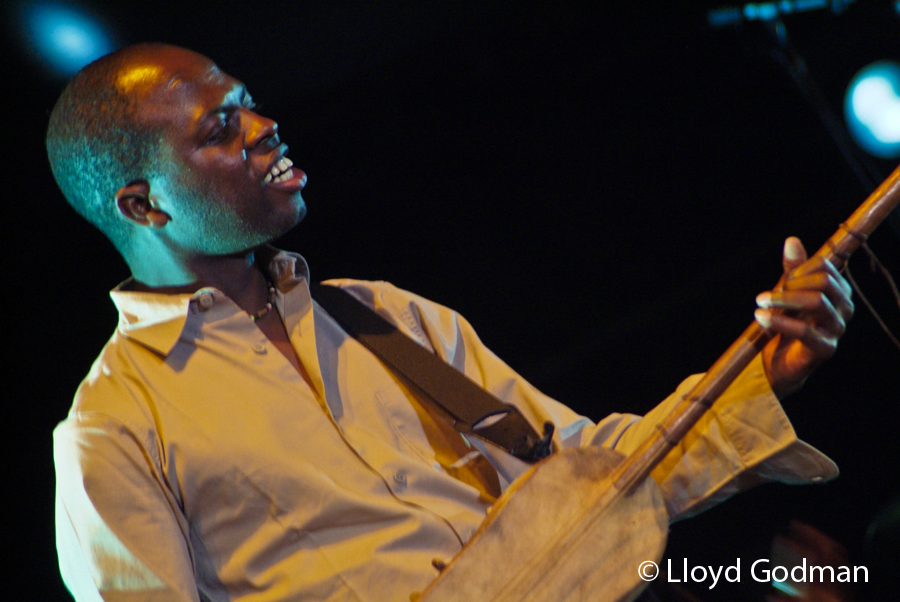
[54,250,837,601]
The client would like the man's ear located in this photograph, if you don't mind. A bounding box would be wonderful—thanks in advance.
[115,180,170,228]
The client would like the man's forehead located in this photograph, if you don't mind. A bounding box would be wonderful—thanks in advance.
[164,62,228,95]
[116,52,242,126]
[116,54,227,96]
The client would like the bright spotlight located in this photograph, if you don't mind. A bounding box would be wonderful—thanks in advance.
[22,2,114,76]
[845,61,900,159]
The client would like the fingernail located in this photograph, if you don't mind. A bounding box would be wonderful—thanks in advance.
[784,237,803,261]
[756,292,772,308]
[755,308,773,328]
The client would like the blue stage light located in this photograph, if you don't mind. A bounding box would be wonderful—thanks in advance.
[22,2,113,76]
[845,61,900,159]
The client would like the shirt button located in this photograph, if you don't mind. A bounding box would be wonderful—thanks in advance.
[252,342,267,354]
[393,470,407,487]
[197,293,214,310]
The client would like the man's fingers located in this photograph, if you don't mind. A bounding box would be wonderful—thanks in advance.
[779,271,855,322]
[761,237,854,397]
[765,252,855,324]
[785,256,854,299]
[755,291,847,338]
[782,236,807,274]
[755,310,840,357]
[756,291,805,311]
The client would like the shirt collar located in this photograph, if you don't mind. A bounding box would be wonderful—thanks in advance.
[110,249,311,356]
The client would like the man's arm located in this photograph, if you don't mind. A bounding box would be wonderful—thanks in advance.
[327,245,845,521]
[54,412,200,602]
[609,355,838,520]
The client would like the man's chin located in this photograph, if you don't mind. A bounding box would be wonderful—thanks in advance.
[258,202,306,249]
[293,198,307,224]
[279,198,307,236]
[276,194,307,230]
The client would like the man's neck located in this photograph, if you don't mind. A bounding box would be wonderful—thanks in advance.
[131,249,272,316]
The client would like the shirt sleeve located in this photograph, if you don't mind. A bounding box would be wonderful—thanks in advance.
[54,411,201,602]
[327,280,839,522]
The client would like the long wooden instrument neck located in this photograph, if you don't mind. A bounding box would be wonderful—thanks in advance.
[613,164,900,494]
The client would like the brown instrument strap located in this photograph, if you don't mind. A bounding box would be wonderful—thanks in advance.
[309,283,554,463]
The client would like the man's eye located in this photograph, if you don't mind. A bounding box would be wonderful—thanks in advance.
[205,116,231,145]
[206,127,228,144]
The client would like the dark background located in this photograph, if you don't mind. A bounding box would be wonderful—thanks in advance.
[4,1,900,600]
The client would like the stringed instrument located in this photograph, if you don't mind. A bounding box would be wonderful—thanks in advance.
[418,163,900,602]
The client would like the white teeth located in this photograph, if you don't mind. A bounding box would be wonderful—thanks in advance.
[266,158,295,183]
[273,169,294,183]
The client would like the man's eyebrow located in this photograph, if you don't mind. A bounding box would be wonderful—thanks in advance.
[203,84,251,118]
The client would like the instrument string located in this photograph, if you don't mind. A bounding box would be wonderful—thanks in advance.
[842,242,900,351]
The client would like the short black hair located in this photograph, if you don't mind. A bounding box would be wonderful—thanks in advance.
[46,43,167,253]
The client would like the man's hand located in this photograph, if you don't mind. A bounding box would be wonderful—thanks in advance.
[754,237,854,398]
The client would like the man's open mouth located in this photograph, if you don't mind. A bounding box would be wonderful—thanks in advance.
[265,157,295,184]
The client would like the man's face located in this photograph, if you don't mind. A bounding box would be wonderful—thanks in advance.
[126,47,306,255]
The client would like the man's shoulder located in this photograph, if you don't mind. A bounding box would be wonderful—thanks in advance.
[316,278,484,363]
[62,329,158,432]
[321,278,420,300]
[319,279,459,333]
[320,278,455,314]
[53,334,162,485]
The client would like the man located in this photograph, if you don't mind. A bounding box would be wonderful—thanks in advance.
[48,43,853,601]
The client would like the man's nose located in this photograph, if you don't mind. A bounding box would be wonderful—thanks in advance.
[244,110,279,153]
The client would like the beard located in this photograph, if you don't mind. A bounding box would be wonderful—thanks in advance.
[170,172,303,256]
